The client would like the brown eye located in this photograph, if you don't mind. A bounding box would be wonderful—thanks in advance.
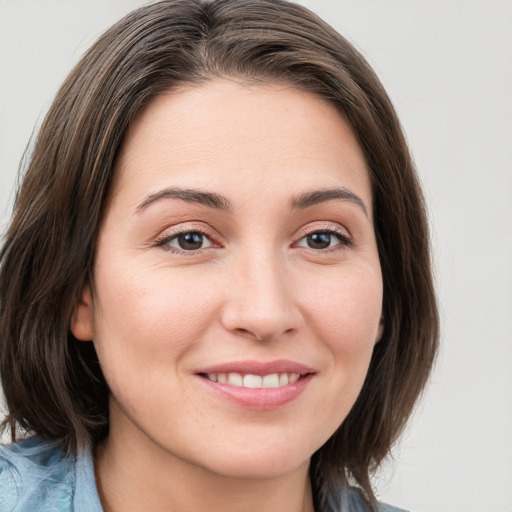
[295,230,351,251]
[177,232,205,250]
[157,231,213,252]
[306,232,332,249]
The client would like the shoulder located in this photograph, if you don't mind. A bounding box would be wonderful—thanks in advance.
[327,486,409,512]
[0,436,75,512]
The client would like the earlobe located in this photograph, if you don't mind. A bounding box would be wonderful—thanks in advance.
[70,286,94,341]
[375,315,384,344]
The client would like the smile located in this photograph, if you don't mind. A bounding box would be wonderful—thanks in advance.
[196,360,315,410]
[205,372,301,388]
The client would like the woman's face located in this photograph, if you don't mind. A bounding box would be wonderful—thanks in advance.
[73,79,383,481]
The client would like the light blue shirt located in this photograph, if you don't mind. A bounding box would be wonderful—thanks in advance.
[0,436,407,512]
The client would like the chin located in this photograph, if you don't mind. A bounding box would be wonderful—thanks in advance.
[207,457,309,482]
[193,439,314,481]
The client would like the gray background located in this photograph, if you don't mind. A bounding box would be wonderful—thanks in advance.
[1,1,511,511]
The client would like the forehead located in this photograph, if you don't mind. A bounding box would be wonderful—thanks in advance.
[113,78,372,211]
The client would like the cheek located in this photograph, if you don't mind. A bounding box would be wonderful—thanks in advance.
[299,263,383,370]
[90,266,225,428]
[91,262,222,378]
[290,264,383,448]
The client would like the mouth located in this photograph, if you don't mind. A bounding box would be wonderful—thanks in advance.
[195,360,315,410]
[200,371,302,388]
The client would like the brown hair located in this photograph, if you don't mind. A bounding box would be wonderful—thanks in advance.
[0,0,438,507]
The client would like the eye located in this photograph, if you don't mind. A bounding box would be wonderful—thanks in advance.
[156,231,213,252]
[295,230,350,250]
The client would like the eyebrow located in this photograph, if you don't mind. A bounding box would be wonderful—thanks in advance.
[135,186,368,217]
[136,187,233,213]
[290,187,369,217]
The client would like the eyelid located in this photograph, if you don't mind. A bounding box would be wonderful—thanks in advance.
[292,222,353,249]
[153,222,222,252]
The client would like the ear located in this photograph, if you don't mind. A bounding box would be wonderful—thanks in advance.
[70,286,94,341]
[375,315,385,344]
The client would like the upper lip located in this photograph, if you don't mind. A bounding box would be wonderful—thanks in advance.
[196,359,315,376]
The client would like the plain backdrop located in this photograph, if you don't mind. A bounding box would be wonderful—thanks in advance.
[1,2,511,511]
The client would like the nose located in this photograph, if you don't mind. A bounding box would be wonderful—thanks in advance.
[220,249,303,342]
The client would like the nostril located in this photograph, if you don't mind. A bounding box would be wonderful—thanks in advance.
[221,297,303,342]
[235,328,265,341]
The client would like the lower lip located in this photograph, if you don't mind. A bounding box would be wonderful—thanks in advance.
[197,374,314,410]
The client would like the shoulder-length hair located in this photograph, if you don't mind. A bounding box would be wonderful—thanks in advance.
[0,0,438,507]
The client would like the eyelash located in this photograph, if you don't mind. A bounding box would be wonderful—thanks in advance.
[293,226,353,251]
[153,225,352,254]
[154,228,217,254]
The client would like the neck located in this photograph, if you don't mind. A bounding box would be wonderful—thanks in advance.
[94,422,315,512]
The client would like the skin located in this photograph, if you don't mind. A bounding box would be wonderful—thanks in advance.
[72,79,383,512]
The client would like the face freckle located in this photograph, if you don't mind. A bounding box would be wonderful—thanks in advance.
[72,78,383,483]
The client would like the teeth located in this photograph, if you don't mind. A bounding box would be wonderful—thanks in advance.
[243,374,262,388]
[289,373,300,384]
[206,372,302,388]
[227,373,243,386]
[262,374,280,388]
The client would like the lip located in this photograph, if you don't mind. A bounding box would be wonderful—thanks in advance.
[197,359,314,376]
[195,359,315,411]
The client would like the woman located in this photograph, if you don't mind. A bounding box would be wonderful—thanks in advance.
[0,1,438,511]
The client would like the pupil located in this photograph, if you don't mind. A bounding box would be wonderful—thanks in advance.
[178,232,203,250]
[307,232,331,249]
